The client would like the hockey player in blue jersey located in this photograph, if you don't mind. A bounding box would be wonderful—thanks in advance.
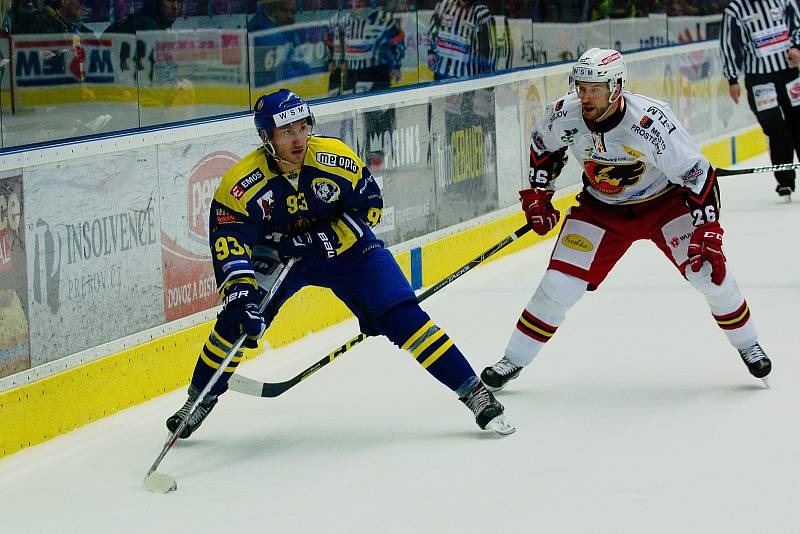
[166,89,515,437]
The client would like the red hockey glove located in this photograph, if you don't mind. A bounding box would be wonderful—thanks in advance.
[519,188,560,236]
[688,221,726,285]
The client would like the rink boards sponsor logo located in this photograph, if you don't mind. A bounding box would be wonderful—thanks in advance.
[366,124,422,171]
[315,152,359,174]
[0,189,22,273]
[311,178,341,203]
[14,37,118,86]
[561,234,593,252]
[646,106,676,134]
[189,151,240,241]
[230,168,265,200]
[165,276,216,309]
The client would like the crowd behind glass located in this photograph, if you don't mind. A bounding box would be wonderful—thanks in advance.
[0,0,725,148]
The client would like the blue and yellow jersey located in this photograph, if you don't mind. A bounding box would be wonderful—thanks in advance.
[209,135,383,294]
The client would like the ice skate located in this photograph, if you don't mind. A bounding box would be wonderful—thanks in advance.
[166,385,219,439]
[480,356,523,392]
[738,343,772,387]
[776,186,792,203]
[459,381,516,435]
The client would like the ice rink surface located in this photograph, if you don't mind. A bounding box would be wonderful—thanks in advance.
[1,153,798,534]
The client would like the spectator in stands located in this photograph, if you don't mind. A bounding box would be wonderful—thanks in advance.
[247,0,297,31]
[8,0,41,33]
[104,0,181,33]
[39,0,92,33]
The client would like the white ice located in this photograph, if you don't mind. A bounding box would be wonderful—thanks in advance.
[1,153,798,534]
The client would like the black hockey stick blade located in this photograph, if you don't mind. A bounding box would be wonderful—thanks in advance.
[228,223,533,398]
[717,162,800,177]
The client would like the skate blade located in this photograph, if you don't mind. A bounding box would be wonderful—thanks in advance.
[144,472,178,494]
[760,376,770,388]
[485,415,516,436]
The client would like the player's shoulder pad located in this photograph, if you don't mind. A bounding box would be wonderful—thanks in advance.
[214,146,275,214]
[544,91,581,126]
[306,135,366,186]
[626,92,678,134]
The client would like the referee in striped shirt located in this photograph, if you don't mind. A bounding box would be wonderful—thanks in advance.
[721,0,800,199]
[427,0,498,80]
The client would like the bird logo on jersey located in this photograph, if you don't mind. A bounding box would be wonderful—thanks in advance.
[584,160,646,195]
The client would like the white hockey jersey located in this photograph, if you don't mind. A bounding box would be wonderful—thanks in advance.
[532,91,713,206]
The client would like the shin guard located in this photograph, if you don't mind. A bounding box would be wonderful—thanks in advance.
[377,301,476,392]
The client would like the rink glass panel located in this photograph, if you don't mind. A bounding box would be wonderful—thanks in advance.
[0,0,726,149]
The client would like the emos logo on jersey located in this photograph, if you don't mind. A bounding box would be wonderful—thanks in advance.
[584,160,646,195]
[230,168,265,200]
[562,234,593,252]
[639,115,653,129]
[311,178,341,203]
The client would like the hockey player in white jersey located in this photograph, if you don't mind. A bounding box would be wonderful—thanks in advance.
[482,48,772,390]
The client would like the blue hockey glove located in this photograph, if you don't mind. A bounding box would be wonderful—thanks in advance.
[219,284,266,349]
[278,225,338,263]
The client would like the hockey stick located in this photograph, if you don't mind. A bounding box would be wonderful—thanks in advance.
[717,162,800,177]
[143,257,296,494]
[228,223,533,398]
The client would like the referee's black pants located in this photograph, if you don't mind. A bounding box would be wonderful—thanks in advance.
[745,68,800,193]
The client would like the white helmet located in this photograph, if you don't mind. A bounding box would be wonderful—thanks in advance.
[571,48,626,103]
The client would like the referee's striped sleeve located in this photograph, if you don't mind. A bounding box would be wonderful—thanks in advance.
[789,0,800,46]
[720,7,743,82]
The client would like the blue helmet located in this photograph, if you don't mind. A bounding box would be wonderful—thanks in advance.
[253,89,314,137]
